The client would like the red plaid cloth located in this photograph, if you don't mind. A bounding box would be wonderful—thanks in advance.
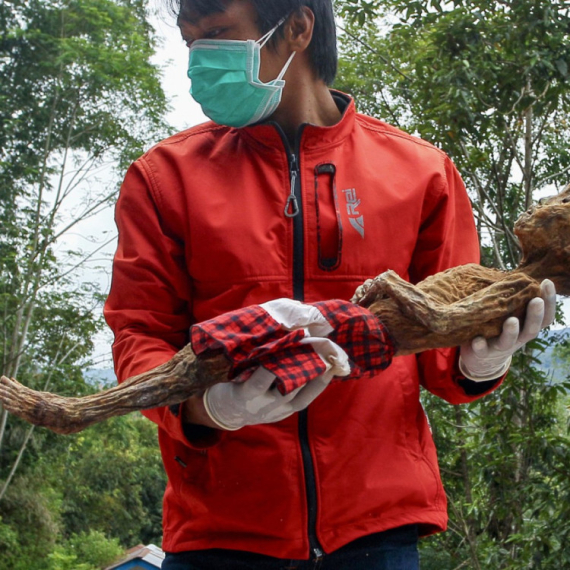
[190,299,395,395]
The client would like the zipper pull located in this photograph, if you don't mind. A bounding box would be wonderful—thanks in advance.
[284,155,300,218]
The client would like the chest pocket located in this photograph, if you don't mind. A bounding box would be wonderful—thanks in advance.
[314,162,342,271]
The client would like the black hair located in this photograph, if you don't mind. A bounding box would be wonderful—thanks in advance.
[170,0,337,85]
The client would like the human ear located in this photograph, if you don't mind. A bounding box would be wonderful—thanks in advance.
[284,7,314,52]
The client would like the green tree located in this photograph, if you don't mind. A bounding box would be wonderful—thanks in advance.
[0,414,165,570]
[0,0,169,497]
[1,0,170,566]
[53,416,166,547]
[47,531,124,570]
[335,1,570,567]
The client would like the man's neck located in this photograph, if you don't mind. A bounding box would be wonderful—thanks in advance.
[269,80,342,147]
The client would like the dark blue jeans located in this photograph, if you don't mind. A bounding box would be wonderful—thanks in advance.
[162,524,420,570]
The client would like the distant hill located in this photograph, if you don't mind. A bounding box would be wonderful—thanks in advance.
[84,367,117,388]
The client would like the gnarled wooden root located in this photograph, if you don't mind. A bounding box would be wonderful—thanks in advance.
[0,344,229,434]
[0,214,562,438]
[0,268,542,434]
[357,267,542,354]
[354,269,538,335]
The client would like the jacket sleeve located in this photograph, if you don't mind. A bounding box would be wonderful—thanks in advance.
[104,157,209,445]
[410,154,505,404]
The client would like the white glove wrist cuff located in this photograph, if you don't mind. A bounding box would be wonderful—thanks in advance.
[458,356,512,382]
[203,387,242,431]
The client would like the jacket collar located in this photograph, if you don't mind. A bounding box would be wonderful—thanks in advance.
[240,90,356,154]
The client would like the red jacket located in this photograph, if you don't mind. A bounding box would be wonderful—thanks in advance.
[104,92,497,559]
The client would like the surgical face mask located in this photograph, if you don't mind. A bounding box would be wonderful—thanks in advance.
[187,17,296,128]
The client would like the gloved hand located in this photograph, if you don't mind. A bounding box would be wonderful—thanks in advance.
[200,297,354,430]
[203,339,350,430]
[459,279,556,381]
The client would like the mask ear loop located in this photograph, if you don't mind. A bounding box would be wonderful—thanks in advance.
[258,15,288,48]
[276,51,296,81]
[257,15,296,81]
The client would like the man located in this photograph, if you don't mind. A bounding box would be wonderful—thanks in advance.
[104,1,556,568]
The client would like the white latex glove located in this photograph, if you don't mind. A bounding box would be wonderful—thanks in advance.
[260,298,334,337]
[202,298,352,430]
[459,279,556,381]
[203,342,350,430]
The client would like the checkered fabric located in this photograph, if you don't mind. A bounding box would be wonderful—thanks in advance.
[190,300,395,395]
[312,299,395,380]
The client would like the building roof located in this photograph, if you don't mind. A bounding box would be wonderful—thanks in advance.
[105,544,165,569]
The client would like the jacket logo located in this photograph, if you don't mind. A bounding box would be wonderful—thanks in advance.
[342,188,364,238]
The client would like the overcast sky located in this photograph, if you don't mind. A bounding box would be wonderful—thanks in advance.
[151,12,208,131]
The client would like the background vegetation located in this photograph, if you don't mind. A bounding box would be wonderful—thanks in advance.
[1,0,169,567]
[336,1,570,567]
[1,0,569,568]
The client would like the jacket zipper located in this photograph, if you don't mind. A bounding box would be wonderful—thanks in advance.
[299,408,324,562]
[288,150,305,302]
[274,123,324,561]
[275,124,323,562]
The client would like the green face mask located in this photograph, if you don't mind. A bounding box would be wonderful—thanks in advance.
[187,18,296,128]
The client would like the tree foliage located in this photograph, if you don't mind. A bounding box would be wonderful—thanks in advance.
[335,1,570,567]
[0,416,165,570]
[0,0,170,566]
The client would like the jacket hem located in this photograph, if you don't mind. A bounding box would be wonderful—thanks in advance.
[161,509,448,559]
[161,535,308,560]
[318,508,448,554]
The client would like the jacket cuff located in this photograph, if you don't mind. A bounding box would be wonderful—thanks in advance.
[457,376,502,396]
[168,403,225,449]
[454,353,508,397]
[458,355,511,382]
